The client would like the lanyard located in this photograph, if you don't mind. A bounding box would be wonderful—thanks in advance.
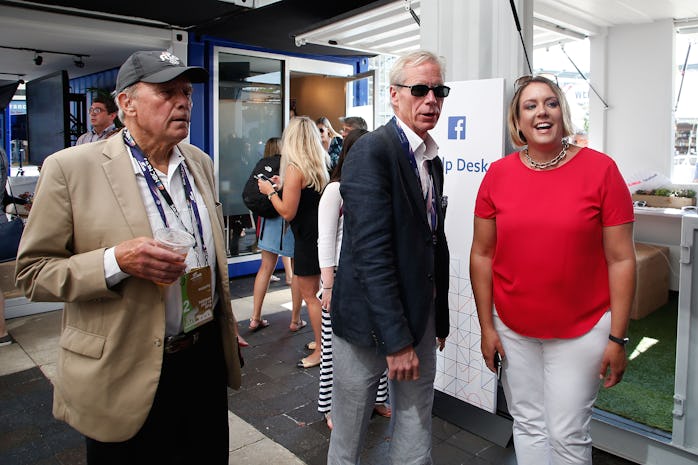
[391,117,437,232]
[124,129,209,266]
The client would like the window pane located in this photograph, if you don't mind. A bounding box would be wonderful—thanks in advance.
[218,52,283,256]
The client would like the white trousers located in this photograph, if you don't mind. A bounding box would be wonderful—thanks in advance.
[494,310,611,465]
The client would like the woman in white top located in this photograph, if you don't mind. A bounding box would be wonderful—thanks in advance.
[317,129,391,430]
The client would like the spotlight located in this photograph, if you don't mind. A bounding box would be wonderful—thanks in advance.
[74,57,85,68]
[33,54,43,66]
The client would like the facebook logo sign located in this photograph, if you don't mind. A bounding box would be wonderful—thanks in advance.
[448,116,466,140]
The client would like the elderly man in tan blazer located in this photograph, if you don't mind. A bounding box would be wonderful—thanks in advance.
[15,50,241,465]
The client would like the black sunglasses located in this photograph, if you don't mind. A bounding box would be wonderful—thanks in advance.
[394,83,450,98]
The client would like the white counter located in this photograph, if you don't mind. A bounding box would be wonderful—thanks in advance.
[634,207,697,290]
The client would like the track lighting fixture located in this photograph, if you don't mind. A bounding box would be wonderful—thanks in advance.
[0,45,90,67]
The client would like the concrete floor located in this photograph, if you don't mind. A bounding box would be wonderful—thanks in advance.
[0,274,638,464]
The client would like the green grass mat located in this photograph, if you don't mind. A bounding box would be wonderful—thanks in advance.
[595,292,678,432]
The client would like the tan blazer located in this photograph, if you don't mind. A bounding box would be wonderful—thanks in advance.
[15,132,241,442]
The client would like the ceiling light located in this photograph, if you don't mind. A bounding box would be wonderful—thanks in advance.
[33,53,43,66]
[74,56,85,68]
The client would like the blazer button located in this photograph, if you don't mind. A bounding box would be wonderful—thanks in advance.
[154,338,162,347]
[427,273,433,280]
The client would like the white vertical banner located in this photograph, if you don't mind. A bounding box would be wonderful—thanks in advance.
[431,78,505,413]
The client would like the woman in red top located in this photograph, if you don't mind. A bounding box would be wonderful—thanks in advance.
[470,75,636,465]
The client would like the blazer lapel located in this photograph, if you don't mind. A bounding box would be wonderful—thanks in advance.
[384,125,431,232]
[100,135,152,238]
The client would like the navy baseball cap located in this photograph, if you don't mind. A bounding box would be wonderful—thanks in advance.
[115,50,208,93]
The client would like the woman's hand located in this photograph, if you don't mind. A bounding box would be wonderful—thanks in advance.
[257,178,276,196]
[321,288,332,312]
[481,328,505,374]
[599,341,627,388]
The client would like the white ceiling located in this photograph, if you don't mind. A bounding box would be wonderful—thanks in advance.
[1,0,698,85]
[296,0,698,56]
[0,4,177,84]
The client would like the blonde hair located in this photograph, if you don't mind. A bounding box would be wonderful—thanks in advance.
[507,76,574,147]
[389,50,446,86]
[280,116,329,192]
[263,137,281,158]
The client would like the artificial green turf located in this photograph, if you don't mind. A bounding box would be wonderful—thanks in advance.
[595,292,678,432]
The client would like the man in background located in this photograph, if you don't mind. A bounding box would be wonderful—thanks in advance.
[339,115,368,137]
[75,95,118,145]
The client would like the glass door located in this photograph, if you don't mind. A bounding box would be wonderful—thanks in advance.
[216,51,283,257]
[344,71,376,129]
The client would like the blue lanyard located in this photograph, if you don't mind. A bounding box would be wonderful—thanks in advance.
[390,117,437,232]
[124,129,209,266]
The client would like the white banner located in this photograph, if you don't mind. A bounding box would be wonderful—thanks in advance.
[431,78,506,413]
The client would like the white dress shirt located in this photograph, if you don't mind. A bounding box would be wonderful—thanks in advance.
[104,146,217,335]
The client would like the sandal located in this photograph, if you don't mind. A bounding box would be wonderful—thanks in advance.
[304,341,316,351]
[249,318,270,332]
[373,403,392,418]
[296,356,321,369]
[289,319,307,332]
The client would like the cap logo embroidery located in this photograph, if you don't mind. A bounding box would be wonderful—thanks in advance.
[159,52,181,66]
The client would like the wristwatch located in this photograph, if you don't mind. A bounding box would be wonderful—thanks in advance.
[608,334,630,346]
[267,190,278,200]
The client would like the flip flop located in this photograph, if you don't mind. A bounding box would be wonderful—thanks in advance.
[249,318,270,332]
[304,341,316,351]
[296,356,320,369]
[289,319,307,332]
[373,403,392,418]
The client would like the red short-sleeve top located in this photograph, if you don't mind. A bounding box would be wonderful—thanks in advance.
[474,147,634,338]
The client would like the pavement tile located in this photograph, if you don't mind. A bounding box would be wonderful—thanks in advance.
[1,274,641,465]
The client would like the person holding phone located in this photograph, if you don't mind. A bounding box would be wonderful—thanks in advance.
[257,117,328,369]
[470,75,636,465]
[248,138,302,333]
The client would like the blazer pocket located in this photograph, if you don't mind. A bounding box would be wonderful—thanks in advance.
[59,325,106,359]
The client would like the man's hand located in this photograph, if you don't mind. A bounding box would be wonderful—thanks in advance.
[114,237,187,284]
[386,345,419,381]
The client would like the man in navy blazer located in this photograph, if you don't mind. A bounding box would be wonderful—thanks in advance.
[328,50,450,465]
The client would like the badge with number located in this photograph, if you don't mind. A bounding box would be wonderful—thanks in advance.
[180,266,214,333]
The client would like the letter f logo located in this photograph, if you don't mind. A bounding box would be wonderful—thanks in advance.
[448,116,466,140]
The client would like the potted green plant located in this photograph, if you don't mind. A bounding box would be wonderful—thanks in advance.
[632,187,697,208]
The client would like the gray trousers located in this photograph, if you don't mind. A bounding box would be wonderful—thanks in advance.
[327,310,436,465]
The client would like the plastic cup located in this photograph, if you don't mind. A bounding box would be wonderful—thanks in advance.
[153,228,195,256]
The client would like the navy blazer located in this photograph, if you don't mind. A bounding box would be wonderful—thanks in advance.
[331,121,450,355]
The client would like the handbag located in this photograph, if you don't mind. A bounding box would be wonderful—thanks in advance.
[242,154,281,218]
[0,215,24,262]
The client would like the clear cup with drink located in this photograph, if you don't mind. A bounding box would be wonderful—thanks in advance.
[153,227,195,286]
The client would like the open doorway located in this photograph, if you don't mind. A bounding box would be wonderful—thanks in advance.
[289,70,375,133]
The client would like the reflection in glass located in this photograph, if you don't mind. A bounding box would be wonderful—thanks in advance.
[218,52,283,256]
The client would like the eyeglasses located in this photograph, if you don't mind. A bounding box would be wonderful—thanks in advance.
[88,107,105,115]
[393,84,450,98]
[514,73,559,91]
